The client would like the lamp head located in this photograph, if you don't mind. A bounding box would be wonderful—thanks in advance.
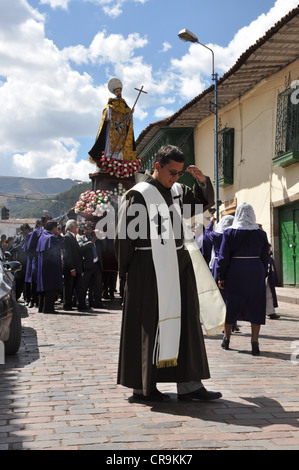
[178,29,198,43]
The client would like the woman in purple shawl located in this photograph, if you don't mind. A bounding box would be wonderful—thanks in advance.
[217,203,269,355]
[201,215,234,281]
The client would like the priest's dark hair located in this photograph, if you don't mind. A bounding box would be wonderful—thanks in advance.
[154,145,185,165]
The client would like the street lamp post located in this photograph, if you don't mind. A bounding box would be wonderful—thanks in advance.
[178,29,219,221]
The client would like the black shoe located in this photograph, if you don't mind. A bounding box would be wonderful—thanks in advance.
[92,302,106,308]
[251,341,260,356]
[268,313,280,319]
[178,387,222,401]
[130,388,170,403]
[63,305,74,311]
[77,305,93,312]
[231,323,240,332]
[221,337,230,350]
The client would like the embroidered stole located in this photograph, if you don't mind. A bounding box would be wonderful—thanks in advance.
[123,181,226,369]
[133,182,181,368]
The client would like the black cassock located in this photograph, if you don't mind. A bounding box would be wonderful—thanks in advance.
[115,173,212,395]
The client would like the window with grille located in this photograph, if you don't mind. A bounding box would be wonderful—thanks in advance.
[273,85,299,167]
[218,127,234,186]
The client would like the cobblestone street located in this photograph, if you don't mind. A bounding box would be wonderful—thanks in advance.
[0,288,298,451]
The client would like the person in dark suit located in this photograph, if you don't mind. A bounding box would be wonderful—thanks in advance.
[266,245,280,320]
[10,223,32,302]
[62,220,85,311]
[77,222,105,309]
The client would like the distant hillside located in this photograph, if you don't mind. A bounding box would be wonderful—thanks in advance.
[0,176,91,219]
[0,176,76,196]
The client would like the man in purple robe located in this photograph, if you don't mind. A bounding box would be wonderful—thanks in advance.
[36,220,64,314]
[24,219,43,308]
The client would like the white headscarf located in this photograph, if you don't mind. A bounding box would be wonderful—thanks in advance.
[231,202,259,230]
[208,215,234,270]
[215,215,234,233]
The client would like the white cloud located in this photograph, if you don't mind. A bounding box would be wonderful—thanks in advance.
[0,0,44,31]
[102,2,122,18]
[40,0,69,9]
[40,0,149,17]
[63,31,148,66]
[12,139,95,181]
[154,106,174,119]
[160,42,172,53]
[214,0,299,73]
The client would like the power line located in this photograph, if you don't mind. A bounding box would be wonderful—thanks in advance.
[0,192,80,202]
[0,192,58,201]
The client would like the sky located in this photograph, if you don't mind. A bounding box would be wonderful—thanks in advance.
[0,0,298,182]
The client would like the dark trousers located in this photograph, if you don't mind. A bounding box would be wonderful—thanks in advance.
[24,282,31,304]
[81,263,102,307]
[25,282,38,306]
[15,267,26,300]
[63,271,84,308]
[119,276,125,300]
[102,271,117,299]
[38,291,57,313]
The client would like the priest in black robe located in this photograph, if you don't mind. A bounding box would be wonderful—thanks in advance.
[115,144,223,402]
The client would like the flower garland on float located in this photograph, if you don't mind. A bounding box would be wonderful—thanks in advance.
[98,153,143,178]
[75,184,126,217]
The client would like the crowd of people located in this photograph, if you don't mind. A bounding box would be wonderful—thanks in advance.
[0,217,119,314]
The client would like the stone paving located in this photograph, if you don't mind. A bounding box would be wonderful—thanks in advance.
[0,288,298,451]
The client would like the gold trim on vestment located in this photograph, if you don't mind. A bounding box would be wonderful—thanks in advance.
[158,315,181,323]
[157,358,178,369]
